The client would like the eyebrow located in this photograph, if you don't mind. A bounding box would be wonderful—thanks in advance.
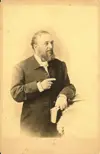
[45,40,54,44]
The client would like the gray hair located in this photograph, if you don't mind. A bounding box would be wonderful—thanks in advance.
[31,30,50,48]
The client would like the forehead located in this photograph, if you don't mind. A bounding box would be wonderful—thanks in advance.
[36,33,53,44]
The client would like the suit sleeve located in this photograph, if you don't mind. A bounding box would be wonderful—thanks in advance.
[10,64,40,102]
[59,62,76,100]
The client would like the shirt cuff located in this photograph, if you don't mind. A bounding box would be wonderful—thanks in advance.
[37,82,44,92]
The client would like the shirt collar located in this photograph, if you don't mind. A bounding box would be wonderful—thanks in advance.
[34,54,48,67]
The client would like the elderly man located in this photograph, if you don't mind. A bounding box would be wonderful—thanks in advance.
[10,30,76,137]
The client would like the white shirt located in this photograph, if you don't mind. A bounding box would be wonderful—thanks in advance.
[34,54,49,92]
[34,54,49,73]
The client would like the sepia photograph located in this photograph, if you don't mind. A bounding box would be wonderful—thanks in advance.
[1,0,99,154]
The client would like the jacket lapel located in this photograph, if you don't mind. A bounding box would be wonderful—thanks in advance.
[31,56,40,70]
[31,55,56,79]
[48,61,56,78]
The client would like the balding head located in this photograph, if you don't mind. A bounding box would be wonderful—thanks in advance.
[31,30,50,49]
[31,30,55,62]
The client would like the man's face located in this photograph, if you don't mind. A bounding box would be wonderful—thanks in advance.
[34,33,55,62]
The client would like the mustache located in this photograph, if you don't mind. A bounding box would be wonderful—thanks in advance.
[47,49,53,51]
[41,50,55,62]
[48,52,55,60]
[47,49,54,54]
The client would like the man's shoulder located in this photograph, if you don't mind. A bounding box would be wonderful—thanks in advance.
[52,58,66,66]
[50,58,68,72]
[15,56,34,68]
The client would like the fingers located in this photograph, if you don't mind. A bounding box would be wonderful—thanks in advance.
[59,127,64,135]
[47,84,52,89]
[62,103,67,110]
[55,103,67,111]
[60,105,65,111]
[46,78,56,89]
[55,104,60,109]
[41,78,56,90]
[60,104,67,110]
[46,78,56,81]
[48,81,53,85]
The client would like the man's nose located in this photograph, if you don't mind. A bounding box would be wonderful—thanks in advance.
[47,43,53,49]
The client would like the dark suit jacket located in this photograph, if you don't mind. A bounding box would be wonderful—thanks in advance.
[10,56,76,136]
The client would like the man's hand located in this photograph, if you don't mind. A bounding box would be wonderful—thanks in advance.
[55,94,67,110]
[41,78,56,90]
[57,124,64,135]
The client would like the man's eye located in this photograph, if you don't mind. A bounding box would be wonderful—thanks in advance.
[51,41,54,45]
[45,42,48,45]
[44,41,54,46]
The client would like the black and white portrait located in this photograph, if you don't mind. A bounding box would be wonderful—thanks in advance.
[10,29,76,137]
[1,2,99,154]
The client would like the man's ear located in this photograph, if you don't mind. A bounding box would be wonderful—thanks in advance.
[34,44,38,49]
